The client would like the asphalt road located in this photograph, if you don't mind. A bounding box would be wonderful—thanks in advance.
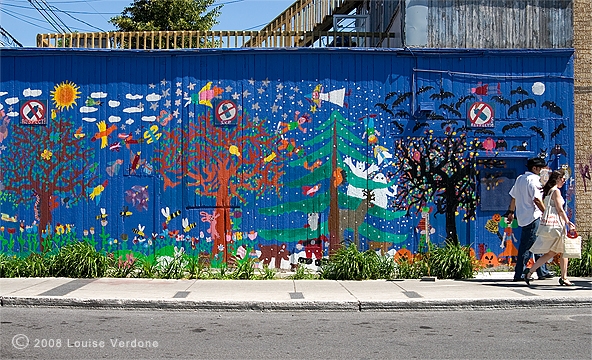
[1,307,591,359]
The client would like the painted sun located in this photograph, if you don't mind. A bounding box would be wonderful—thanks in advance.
[51,81,81,110]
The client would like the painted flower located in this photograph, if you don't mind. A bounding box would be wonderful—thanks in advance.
[41,149,53,160]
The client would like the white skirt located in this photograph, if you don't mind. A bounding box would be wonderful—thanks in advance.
[530,231,564,254]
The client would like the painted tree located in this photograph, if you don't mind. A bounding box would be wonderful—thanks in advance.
[0,112,95,250]
[171,111,285,261]
[392,128,480,244]
[259,110,406,254]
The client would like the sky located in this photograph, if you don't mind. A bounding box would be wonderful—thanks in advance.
[0,0,294,47]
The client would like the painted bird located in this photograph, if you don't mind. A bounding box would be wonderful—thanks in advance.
[302,184,321,197]
[91,121,117,149]
[88,180,108,205]
[194,82,224,108]
[74,126,85,139]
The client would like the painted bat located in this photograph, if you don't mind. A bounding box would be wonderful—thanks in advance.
[427,112,445,120]
[502,122,524,133]
[508,99,537,116]
[394,110,410,118]
[441,119,459,128]
[412,122,429,132]
[474,129,496,135]
[529,126,545,140]
[491,95,511,106]
[541,100,564,116]
[455,94,476,109]
[439,103,462,118]
[374,102,394,116]
[391,120,404,134]
[416,85,434,95]
[550,122,566,139]
[392,92,413,107]
[430,89,455,100]
[510,86,529,96]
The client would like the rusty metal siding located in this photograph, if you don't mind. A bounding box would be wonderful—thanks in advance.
[426,0,573,48]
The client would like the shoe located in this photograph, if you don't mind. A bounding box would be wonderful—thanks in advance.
[523,268,533,285]
[539,274,554,280]
[559,278,574,286]
[512,278,523,282]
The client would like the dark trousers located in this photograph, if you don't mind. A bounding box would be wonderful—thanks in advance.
[513,218,550,280]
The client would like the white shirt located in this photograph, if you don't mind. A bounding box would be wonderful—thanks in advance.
[509,171,543,227]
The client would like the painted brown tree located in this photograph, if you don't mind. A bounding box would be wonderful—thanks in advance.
[0,113,95,250]
[184,111,285,261]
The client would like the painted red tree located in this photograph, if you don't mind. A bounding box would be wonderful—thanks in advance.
[155,111,285,261]
[392,129,480,244]
[0,112,95,250]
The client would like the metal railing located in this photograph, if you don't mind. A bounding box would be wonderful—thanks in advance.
[37,30,398,49]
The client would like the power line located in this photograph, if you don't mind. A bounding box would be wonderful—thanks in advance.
[0,7,56,33]
[0,25,23,47]
[27,0,71,33]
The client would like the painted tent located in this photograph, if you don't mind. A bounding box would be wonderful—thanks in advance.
[0,48,574,269]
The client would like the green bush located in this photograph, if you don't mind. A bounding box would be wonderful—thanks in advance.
[428,243,476,279]
[287,264,317,280]
[229,256,256,280]
[51,241,108,278]
[320,244,397,280]
[257,264,277,280]
[395,255,430,279]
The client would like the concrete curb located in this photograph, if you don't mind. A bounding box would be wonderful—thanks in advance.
[2,296,591,311]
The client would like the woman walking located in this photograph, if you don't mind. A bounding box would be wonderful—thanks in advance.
[524,169,576,286]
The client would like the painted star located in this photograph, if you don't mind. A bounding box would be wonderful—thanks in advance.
[161,88,170,97]
[225,86,233,92]
[231,92,240,100]
[262,78,270,87]
[164,99,171,108]
[293,86,299,93]
[137,102,144,111]
[248,78,255,85]
[257,87,265,94]
[176,82,181,87]
[189,111,194,118]
[149,83,156,89]
[150,102,158,111]
[242,90,251,98]
[253,115,260,123]
[297,100,303,106]
[276,93,283,100]
[252,102,260,110]
[281,113,288,120]
[187,83,196,90]
[135,128,142,135]
[271,104,279,113]
[120,124,126,130]
[276,83,284,91]
[172,109,180,118]
[161,79,167,86]
[174,99,181,106]
[176,88,182,96]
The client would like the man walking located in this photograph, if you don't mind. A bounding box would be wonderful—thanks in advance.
[507,157,553,282]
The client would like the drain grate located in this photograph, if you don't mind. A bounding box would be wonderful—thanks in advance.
[403,291,423,298]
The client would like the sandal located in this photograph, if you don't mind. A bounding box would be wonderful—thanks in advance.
[559,278,574,286]
[523,268,533,285]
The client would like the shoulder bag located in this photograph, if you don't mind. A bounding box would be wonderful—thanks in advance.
[536,191,564,241]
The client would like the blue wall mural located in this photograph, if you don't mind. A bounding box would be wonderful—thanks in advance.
[0,48,574,269]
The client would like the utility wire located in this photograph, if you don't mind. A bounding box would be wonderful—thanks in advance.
[46,3,105,31]
[0,25,24,47]
[0,7,55,32]
[39,0,72,32]
[27,0,68,33]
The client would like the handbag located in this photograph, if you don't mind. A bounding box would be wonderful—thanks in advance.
[563,230,582,259]
[536,192,564,240]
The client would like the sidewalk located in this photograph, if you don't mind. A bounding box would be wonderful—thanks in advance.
[1,272,590,311]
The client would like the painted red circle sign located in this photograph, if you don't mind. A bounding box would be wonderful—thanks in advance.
[468,102,494,127]
[215,100,237,125]
[20,100,47,124]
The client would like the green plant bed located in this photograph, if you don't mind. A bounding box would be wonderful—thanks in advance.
[50,241,109,278]
[320,244,397,280]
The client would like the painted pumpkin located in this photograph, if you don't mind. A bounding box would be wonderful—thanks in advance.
[480,251,499,267]
[394,248,413,263]
[492,213,502,222]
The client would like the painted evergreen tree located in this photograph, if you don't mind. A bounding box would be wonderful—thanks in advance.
[0,111,95,250]
[259,110,407,254]
[392,128,480,244]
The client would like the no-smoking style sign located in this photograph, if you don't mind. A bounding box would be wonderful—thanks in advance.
[214,100,238,126]
[468,102,494,128]
[20,99,48,125]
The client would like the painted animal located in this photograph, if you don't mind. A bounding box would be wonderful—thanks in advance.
[339,189,374,248]
[200,211,220,240]
[0,114,10,143]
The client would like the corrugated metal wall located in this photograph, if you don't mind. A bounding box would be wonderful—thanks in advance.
[0,48,574,269]
[424,0,573,48]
